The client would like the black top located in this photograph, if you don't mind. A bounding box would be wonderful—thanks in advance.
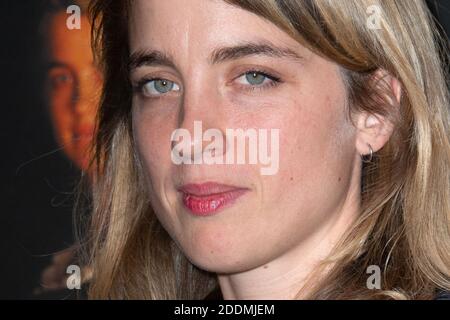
[203,287,450,300]
[435,290,450,300]
[203,286,223,300]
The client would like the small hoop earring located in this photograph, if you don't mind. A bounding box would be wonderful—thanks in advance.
[361,143,373,163]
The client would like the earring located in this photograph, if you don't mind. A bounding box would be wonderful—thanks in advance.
[361,143,374,163]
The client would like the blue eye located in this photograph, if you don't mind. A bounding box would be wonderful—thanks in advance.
[139,79,180,97]
[236,71,281,88]
[245,72,267,85]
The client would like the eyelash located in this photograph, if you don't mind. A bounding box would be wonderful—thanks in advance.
[133,77,161,95]
[132,69,282,97]
[235,69,282,93]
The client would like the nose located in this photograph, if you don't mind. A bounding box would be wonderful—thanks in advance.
[72,70,101,117]
[171,85,227,164]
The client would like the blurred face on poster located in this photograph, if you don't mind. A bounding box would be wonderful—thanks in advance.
[45,11,100,171]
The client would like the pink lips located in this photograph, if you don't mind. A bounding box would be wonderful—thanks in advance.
[178,182,248,216]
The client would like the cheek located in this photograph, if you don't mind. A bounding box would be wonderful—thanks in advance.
[282,99,338,174]
[133,120,168,175]
[132,106,178,190]
[261,77,353,231]
[282,64,350,181]
[51,109,73,138]
[50,93,75,128]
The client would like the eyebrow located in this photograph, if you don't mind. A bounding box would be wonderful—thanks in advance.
[209,41,303,64]
[128,41,303,72]
[128,50,176,71]
[46,61,70,70]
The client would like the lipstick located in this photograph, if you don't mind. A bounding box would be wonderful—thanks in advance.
[178,182,248,216]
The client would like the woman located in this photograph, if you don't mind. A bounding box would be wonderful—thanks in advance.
[80,0,450,299]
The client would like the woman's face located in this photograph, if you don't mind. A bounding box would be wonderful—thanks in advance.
[130,0,359,273]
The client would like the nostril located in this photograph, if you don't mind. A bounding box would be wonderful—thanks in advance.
[170,121,228,165]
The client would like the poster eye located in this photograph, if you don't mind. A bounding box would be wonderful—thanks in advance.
[48,69,74,89]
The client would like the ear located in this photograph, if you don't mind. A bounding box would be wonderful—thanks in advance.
[355,69,402,158]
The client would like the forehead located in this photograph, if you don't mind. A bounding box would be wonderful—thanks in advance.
[47,12,93,63]
[128,0,303,56]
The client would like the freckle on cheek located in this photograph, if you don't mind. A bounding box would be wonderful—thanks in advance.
[338,177,341,182]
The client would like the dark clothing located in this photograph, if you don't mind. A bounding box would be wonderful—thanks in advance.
[203,287,450,300]
[203,286,223,300]
[435,290,450,300]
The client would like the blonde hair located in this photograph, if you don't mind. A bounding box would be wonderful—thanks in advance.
[80,0,450,299]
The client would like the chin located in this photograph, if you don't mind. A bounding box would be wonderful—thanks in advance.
[188,254,249,274]
[180,239,257,274]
